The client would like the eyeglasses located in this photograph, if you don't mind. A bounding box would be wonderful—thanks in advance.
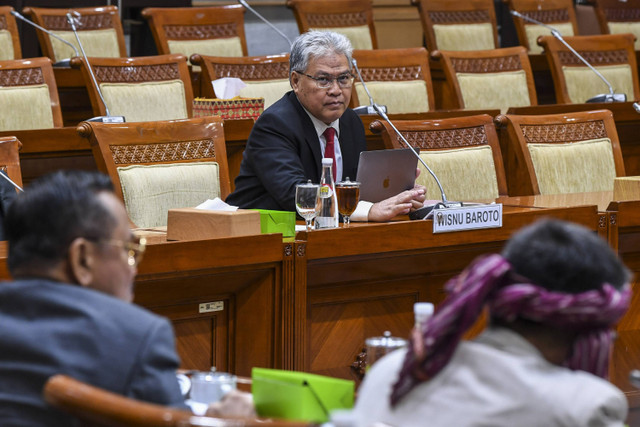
[296,71,354,89]
[91,236,147,267]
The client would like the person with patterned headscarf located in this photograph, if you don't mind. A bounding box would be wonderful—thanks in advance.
[353,219,632,427]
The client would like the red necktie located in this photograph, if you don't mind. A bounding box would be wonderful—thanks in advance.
[323,127,337,179]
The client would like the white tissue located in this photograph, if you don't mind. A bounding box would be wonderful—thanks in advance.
[196,197,238,211]
[212,77,247,99]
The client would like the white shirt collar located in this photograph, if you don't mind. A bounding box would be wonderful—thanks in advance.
[299,102,340,140]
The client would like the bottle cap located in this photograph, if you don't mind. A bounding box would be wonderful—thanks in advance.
[414,302,434,317]
[322,158,333,166]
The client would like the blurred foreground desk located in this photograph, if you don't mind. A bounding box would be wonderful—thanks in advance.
[499,192,640,422]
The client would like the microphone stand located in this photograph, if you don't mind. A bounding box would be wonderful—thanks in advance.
[351,58,461,219]
[66,12,125,123]
[236,0,293,48]
[11,11,79,68]
[0,170,23,193]
[511,10,626,103]
[350,58,387,115]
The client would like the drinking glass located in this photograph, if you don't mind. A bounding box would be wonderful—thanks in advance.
[295,180,320,231]
[336,177,360,227]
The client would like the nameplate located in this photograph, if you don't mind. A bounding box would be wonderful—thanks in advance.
[432,203,503,234]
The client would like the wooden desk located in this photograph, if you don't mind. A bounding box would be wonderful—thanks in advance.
[291,204,598,380]
[498,191,640,422]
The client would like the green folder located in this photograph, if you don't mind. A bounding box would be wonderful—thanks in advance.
[253,209,295,237]
[251,367,355,423]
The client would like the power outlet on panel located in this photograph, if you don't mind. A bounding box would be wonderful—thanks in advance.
[199,301,224,313]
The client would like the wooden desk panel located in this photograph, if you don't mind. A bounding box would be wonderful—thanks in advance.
[293,205,598,380]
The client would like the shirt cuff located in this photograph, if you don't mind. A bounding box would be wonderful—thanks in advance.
[351,201,373,222]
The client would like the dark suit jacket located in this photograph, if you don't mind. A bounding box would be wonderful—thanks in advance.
[226,91,367,211]
[0,279,185,426]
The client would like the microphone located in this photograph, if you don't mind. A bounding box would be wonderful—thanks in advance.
[66,12,124,123]
[511,10,626,103]
[352,58,461,220]
[0,170,23,193]
[350,58,388,116]
[236,0,293,48]
[11,11,79,68]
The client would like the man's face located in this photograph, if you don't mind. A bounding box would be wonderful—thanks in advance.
[291,52,352,125]
[88,192,138,302]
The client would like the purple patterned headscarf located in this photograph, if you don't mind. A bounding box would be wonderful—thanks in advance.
[390,254,631,407]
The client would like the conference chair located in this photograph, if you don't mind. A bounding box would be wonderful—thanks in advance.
[537,33,640,104]
[507,0,579,54]
[286,0,377,49]
[0,7,21,60]
[593,0,640,49]
[496,109,625,196]
[0,136,23,190]
[44,374,312,427]
[411,0,499,51]
[191,53,290,109]
[370,114,507,200]
[22,6,126,64]
[70,54,194,123]
[430,46,537,113]
[0,57,63,131]
[351,48,435,114]
[77,116,230,228]
[142,5,249,64]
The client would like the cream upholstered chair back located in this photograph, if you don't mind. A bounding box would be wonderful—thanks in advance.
[594,0,640,49]
[538,33,640,104]
[71,54,194,123]
[412,0,499,51]
[77,116,231,228]
[370,114,507,200]
[0,136,23,190]
[508,0,579,54]
[351,48,435,114]
[496,109,625,196]
[22,6,126,63]
[431,46,537,114]
[0,57,63,131]
[287,0,377,49]
[0,7,21,60]
[190,53,290,109]
[142,5,248,69]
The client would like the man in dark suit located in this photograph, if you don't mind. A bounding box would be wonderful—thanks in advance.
[0,170,185,426]
[226,31,426,221]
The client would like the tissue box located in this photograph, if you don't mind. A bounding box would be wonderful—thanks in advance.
[255,209,295,238]
[193,97,264,121]
[252,368,354,423]
[166,208,261,241]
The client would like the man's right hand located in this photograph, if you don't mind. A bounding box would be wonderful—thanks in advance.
[368,187,426,222]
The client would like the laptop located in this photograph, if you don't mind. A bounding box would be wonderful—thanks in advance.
[355,148,419,202]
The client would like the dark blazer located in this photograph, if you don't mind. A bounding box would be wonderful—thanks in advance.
[226,91,367,211]
[0,279,185,426]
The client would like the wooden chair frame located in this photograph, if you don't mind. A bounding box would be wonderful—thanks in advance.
[44,374,313,427]
[350,47,435,112]
[507,0,579,52]
[496,109,625,196]
[286,0,378,49]
[70,54,194,120]
[142,5,248,57]
[593,0,640,36]
[411,0,499,51]
[76,116,231,207]
[0,136,23,189]
[0,7,21,59]
[537,33,640,104]
[191,53,290,99]
[430,46,537,111]
[370,114,508,196]
[0,57,63,129]
[22,6,126,63]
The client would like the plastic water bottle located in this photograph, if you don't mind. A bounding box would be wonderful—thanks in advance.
[316,158,339,229]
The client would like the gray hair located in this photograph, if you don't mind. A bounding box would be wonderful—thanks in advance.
[289,31,353,75]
